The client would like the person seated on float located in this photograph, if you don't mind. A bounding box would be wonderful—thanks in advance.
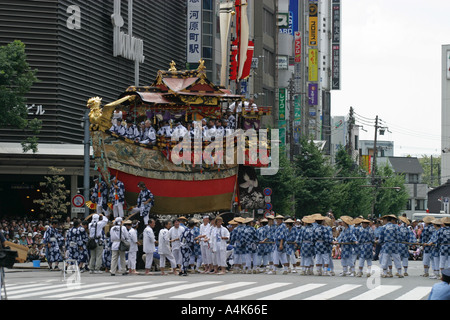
[109,118,126,136]
[157,121,173,139]
[203,119,217,141]
[125,118,140,140]
[139,120,157,145]
[222,119,234,137]
[215,119,225,137]
[243,98,258,112]
[225,109,236,129]
[172,120,189,141]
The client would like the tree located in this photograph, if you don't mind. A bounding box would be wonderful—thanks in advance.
[419,155,440,188]
[293,138,334,217]
[329,147,373,218]
[257,147,298,216]
[0,40,41,153]
[373,163,410,217]
[34,167,71,219]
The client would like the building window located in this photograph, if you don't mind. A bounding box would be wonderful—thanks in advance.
[408,174,419,184]
[406,199,412,211]
[264,9,274,38]
[263,49,275,76]
[415,199,426,211]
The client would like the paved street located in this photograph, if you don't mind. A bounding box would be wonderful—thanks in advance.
[1,260,438,301]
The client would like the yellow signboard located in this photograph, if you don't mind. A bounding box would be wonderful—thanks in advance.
[308,49,318,82]
[309,3,318,46]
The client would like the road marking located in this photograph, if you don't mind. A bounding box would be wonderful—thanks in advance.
[257,283,327,300]
[171,282,256,299]
[48,282,148,299]
[351,285,402,300]
[128,281,222,299]
[6,283,50,292]
[214,282,291,300]
[9,282,115,299]
[82,281,187,299]
[395,286,432,300]
[304,284,361,300]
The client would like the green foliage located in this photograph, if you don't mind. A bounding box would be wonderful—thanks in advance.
[257,147,297,216]
[0,40,41,153]
[33,167,71,218]
[329,147,373,218]
[373,164,410,217]
[293,138,334,217]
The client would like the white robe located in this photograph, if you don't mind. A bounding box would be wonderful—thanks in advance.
[143,226,156,254]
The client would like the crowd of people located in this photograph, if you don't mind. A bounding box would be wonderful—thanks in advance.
[108,101,258,146]
[1,210,449,280]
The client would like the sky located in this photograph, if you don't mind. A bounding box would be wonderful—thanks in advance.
[331,0,450,158]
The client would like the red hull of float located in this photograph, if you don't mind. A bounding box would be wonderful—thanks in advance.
[109,169,237,215]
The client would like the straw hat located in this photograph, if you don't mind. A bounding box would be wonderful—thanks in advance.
[423,216,435,223]
[274,215,284,219]
[431,218,443,225]
[123,220,132,225]
[234,217,246,223]
[352,217,363,225]
[228,220,238,225]
[398,216,410,225]
[260,218,268,223]
[244,217,254,224]
[442,217,450,225]
[311,213,324,220]
[284,218,295,223]
[266,215,275,220]
[341,216,354,225]
[381,214,397,220]
[323,216,333,227]
[302,216,314,224]
[361,219,371,224]
[178,216,188,221]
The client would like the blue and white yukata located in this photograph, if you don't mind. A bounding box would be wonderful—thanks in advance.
[91,181,109,215]
[43,226,64,268]
[378,222,403,276]
[398,225,417,274]
[110,123,126,136]
[65,226,88,266]
[436,224,450,270]
[428,228,440,278]
[255,224,269,270]
[102,235,112,270]
[297,224,315,273]
[132,187,154,225]
[313,224,333,274]
[243,224,258,272]
[357,226,374,273]
[109,179,126,218]
[180,228,195,274]
[230,224,246,271]
[419,223,435,274]
[286,227,299,271]
[337,227,357,275]
[125,124,139,140]
[273,223,289,273]
[190,225,201,270]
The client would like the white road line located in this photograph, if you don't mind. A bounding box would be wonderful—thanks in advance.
[82,281,188,299]
[48,282,148,299]
[128,281,222,299]
[350,285,402,300]
[5,283,51,292]
[171,282,256,299]
[9,282,115,299]
[395,287,432,300]
[257,283,327,300]
[304,284,361,300]
[214,282,291,300]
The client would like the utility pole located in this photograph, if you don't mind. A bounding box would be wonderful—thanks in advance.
[287,75,295,161]
[371,115,380,219]
[347,107,355,157]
